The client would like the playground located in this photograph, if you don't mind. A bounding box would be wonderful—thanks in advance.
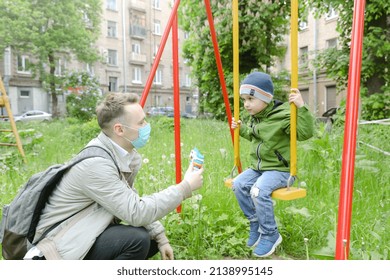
[0,0,389,261]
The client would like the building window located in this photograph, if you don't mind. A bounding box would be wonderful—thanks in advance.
[107,0,117,11]
[17,55,31,73]
[326,6,338,20]
[133,67,142,83]
[185,74,191,87]
[154,95,162,106]
[326,85,337,110]
[153,20,161,35]
[85,63,94,75]
[299,46,309,65]
[108,77,118,92]
[327,38,338,49]
[107,21,117,37]
[300,88,309,105]
[153,68,162,85]
[107,49,118,66]
[153,44,160,57]
[152,0,161,9]
[132,42,141,54]
[19,90,30,98]
[55,59,66,76]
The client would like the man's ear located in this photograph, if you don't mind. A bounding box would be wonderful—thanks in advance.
[112,123,124,136]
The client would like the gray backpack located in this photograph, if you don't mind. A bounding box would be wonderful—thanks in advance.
[0,145,119,260]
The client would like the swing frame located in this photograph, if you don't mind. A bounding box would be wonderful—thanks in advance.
[225,0,306,201]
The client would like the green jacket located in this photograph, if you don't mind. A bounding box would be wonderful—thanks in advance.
[239,100,315,172]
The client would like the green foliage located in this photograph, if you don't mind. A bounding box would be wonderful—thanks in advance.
[65,72,103,121]
[0,0,103,116]
[361,92,390,120]
[306,0,389,99]
[179,0,290,120]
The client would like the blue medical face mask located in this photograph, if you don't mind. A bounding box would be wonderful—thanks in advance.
[121,123,151,149]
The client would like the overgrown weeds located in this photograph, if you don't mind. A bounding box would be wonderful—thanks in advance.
[0,118,388,259]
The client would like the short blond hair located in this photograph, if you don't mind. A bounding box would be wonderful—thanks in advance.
[96,92,139,132]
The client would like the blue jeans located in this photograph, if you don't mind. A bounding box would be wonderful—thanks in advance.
[232,169,292,236]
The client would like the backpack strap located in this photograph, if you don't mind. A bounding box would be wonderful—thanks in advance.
[76,145,120,174]
[27,145,120,243]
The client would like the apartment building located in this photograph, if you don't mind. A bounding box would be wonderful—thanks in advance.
[1,2,345,118]
[273,7,345,116]
[0,0,197,116]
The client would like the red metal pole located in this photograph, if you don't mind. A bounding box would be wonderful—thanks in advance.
[172,10,182,213]
[335,0,366,260]
[139,0,181,107]
[204,0,234,142]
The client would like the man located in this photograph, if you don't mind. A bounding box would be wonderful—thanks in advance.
[29,92,203,260]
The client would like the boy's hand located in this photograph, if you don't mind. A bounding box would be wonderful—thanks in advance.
[289,88,305,108]
[231,117,241,129]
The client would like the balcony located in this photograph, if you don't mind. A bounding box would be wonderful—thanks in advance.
[129,52,147,64]
[130,24,147,39]
[129,0,146,12]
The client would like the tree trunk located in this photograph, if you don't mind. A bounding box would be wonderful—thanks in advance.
[48,52,58,117]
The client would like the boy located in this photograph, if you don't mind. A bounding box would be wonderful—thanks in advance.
[231,72,314,257]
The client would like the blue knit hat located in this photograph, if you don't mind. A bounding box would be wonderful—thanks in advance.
[240,72,274,103]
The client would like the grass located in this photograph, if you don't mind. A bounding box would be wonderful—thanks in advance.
[0,117,389,260]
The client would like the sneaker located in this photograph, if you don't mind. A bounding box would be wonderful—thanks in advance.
[253,233,282,257]
[247,221,261,247]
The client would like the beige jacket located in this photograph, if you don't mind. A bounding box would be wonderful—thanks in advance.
[34,132,192,259]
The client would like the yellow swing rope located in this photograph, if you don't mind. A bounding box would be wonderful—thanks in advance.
[227,0,305,200]
[271,0,307,200]
[233,0,240,171]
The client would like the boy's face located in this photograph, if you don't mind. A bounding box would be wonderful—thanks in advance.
[241,95,268,115]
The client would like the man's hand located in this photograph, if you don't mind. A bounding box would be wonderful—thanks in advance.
[159,243,174,260]
[184,163,204,191]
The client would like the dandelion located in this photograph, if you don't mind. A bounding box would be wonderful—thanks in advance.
[192,204,199,210]
[149,175,157,182]
[143,158,149,164]
[300,181,307,187]
[194,194,203,202]
[219,148,227,159]
[170,154,175,159]
[180,142,184,147]
[162,154,167,160]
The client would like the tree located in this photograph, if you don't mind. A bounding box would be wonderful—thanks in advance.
[306,0,389,119]
[65,71,102,122]
[0,0,102,117]
[179,0,290,120]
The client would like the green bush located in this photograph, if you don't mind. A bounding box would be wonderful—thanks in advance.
[64,72,102,121]
[361,92,390,120]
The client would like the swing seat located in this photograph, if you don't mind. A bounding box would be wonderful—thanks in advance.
[224,178,306,200]
[272,187,306,200]
[224,178,234,188]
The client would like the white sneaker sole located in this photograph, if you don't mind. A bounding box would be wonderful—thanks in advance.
[253,235,283,258]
